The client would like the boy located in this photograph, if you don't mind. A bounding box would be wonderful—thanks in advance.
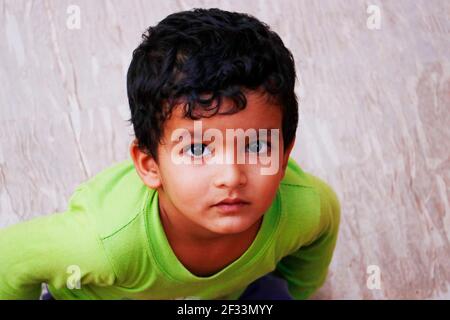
[0,8,340,300]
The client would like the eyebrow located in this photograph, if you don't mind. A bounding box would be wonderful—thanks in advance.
[169,127,279,146]
[185,127,280,134]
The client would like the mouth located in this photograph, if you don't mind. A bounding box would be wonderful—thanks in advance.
[212,198,250,213]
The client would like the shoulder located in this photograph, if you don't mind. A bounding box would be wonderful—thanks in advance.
[277,158,341,247]
[65,159,156,286]
[281,157,340,214]
[71,159,151,239]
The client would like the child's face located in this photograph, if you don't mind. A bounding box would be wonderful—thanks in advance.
[131,90,294,238]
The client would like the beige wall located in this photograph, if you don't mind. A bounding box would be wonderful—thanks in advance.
[0,0,449,299]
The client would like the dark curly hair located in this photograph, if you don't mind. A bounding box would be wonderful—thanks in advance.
[127,8,298,162]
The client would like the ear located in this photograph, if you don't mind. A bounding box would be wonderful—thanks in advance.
[129,139,162,189]
[281,138,296,177]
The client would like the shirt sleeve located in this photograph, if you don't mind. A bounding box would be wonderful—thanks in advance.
[274,180,341,300]
[0,185,116,299]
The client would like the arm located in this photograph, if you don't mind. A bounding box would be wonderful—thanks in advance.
[274,180,341,300]
[0,186,115,299]
[0,214,65,299]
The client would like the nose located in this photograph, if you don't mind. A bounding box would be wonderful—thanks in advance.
[213,163,247,189]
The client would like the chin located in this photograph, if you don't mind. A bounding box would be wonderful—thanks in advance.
[209,215,258,235]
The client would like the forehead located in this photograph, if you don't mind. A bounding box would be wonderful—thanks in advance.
[163,90,283,136]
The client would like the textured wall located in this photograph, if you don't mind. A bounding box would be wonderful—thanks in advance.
[0,0,449,299]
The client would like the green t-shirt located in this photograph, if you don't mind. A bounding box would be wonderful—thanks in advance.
[0,157,340,300]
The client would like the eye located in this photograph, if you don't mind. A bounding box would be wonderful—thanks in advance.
[184,143,212,158]
[246,140,270,153]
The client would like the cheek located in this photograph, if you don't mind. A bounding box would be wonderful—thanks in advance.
[247,168,282,202]
[162,164,210,203]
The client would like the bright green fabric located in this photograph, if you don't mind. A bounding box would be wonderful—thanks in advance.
[0,157,340,300]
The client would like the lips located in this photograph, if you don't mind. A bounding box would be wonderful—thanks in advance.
[213,198,250,213]
[216,198,249,205]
